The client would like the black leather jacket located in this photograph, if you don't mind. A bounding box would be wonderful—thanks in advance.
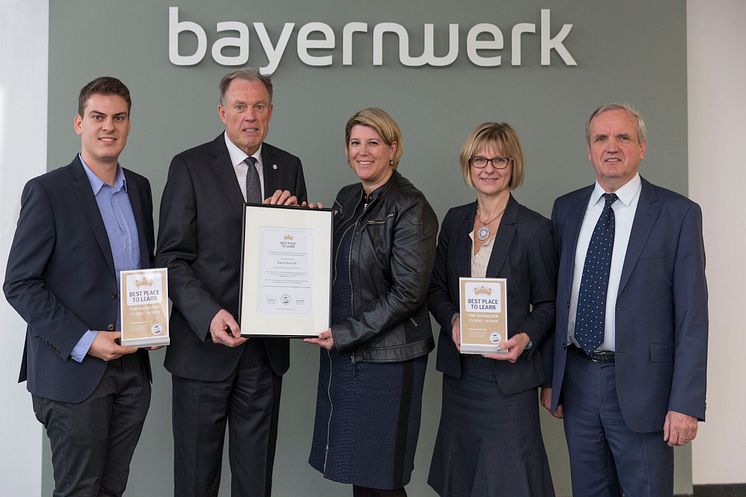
[330,171,438,363]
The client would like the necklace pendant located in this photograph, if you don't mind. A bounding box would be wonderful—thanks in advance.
[477,225,490,241]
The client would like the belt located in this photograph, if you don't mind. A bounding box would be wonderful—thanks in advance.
[568,344,615,363]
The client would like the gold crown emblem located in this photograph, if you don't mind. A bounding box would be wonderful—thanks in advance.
[135,277,154,288]
[283,234,294,241]
[473,285,493,296]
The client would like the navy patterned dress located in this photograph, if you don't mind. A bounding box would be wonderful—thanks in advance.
[309,192,427,489]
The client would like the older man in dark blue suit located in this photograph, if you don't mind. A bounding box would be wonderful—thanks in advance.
[542,103,708,497]
[4,77,154,497]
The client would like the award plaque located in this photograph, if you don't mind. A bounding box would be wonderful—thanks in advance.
[120,268,170,347]
[239,204,332,337]
[458,277,508,354]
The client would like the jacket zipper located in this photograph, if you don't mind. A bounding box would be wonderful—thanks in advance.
[347,194,373,367]
[322,348,334,473]
[332,222,355,286]
[323,195,364,473]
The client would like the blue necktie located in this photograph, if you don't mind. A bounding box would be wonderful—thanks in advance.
[574,193,618,355]
[245,156,261,203]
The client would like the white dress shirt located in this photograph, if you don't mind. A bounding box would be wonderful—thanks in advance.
[568,173,642,351]
[224,132,265,202]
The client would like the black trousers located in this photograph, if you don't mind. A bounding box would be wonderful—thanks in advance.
[172,340,282,497]
[32,353,151,497]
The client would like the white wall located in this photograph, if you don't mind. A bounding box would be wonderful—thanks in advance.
[687,0,746,486]
[0,0,48,496]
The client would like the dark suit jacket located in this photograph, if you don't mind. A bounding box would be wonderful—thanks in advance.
[428,196,557,396]
[549,177,708,433]
[157,134,307,380]
[3,156,154,403]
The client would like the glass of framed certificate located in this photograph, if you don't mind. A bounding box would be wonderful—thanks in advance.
[239,204,332,337]
[459,277,508,354]
[120,268,170,347]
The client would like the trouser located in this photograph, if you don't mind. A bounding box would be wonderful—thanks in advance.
[172,340,282,497]
[33,353,151,497]
[562,350,674,497]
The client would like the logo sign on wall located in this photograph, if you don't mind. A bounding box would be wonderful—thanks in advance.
[168,7,578,74]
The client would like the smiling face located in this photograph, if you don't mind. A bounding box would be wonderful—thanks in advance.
[586,108,647,191]
[218,78,273,156]
[346,125,397,193]
[74,93,131,169]
[469,142,513,197]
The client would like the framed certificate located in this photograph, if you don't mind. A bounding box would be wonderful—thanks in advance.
[120,268,170,347]
[458,277,508,354]
[239,204,332,337]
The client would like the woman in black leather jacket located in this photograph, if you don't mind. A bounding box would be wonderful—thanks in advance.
[305,108,438,497]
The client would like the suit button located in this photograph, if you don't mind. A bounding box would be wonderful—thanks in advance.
[112,292,118,299]
[107,323,115,331]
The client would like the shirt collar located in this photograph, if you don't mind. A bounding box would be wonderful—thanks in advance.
[224,132,263,169]
[79,153,126,194]
[591,173,641,208]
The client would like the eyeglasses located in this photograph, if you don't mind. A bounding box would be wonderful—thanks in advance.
[469,156,513,169]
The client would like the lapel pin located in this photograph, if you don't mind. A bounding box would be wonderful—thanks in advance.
[273,164,278,170]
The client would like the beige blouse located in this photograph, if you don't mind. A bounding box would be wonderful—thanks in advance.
[469,231,496,278]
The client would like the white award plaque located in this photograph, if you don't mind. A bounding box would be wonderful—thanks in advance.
[120,268,170,347]
[458,277,508,354]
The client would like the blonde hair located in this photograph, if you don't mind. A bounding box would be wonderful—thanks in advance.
[344,108,403,169]
[459,122,525,189]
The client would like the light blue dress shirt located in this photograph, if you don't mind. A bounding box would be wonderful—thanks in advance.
[70,155,141,362]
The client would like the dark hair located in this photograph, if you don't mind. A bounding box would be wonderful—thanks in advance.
[219,68,273,104]
[78,77,132,116]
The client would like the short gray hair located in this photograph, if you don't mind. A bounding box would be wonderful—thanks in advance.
[219,68,273,104]
[586,103,647,144]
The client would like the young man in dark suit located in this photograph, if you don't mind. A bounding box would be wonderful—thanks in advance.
[543,103,708,497]
[157,68,307,497]
[4,77,154,497]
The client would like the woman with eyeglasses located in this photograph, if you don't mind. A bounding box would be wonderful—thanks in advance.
[427,122,557,497]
